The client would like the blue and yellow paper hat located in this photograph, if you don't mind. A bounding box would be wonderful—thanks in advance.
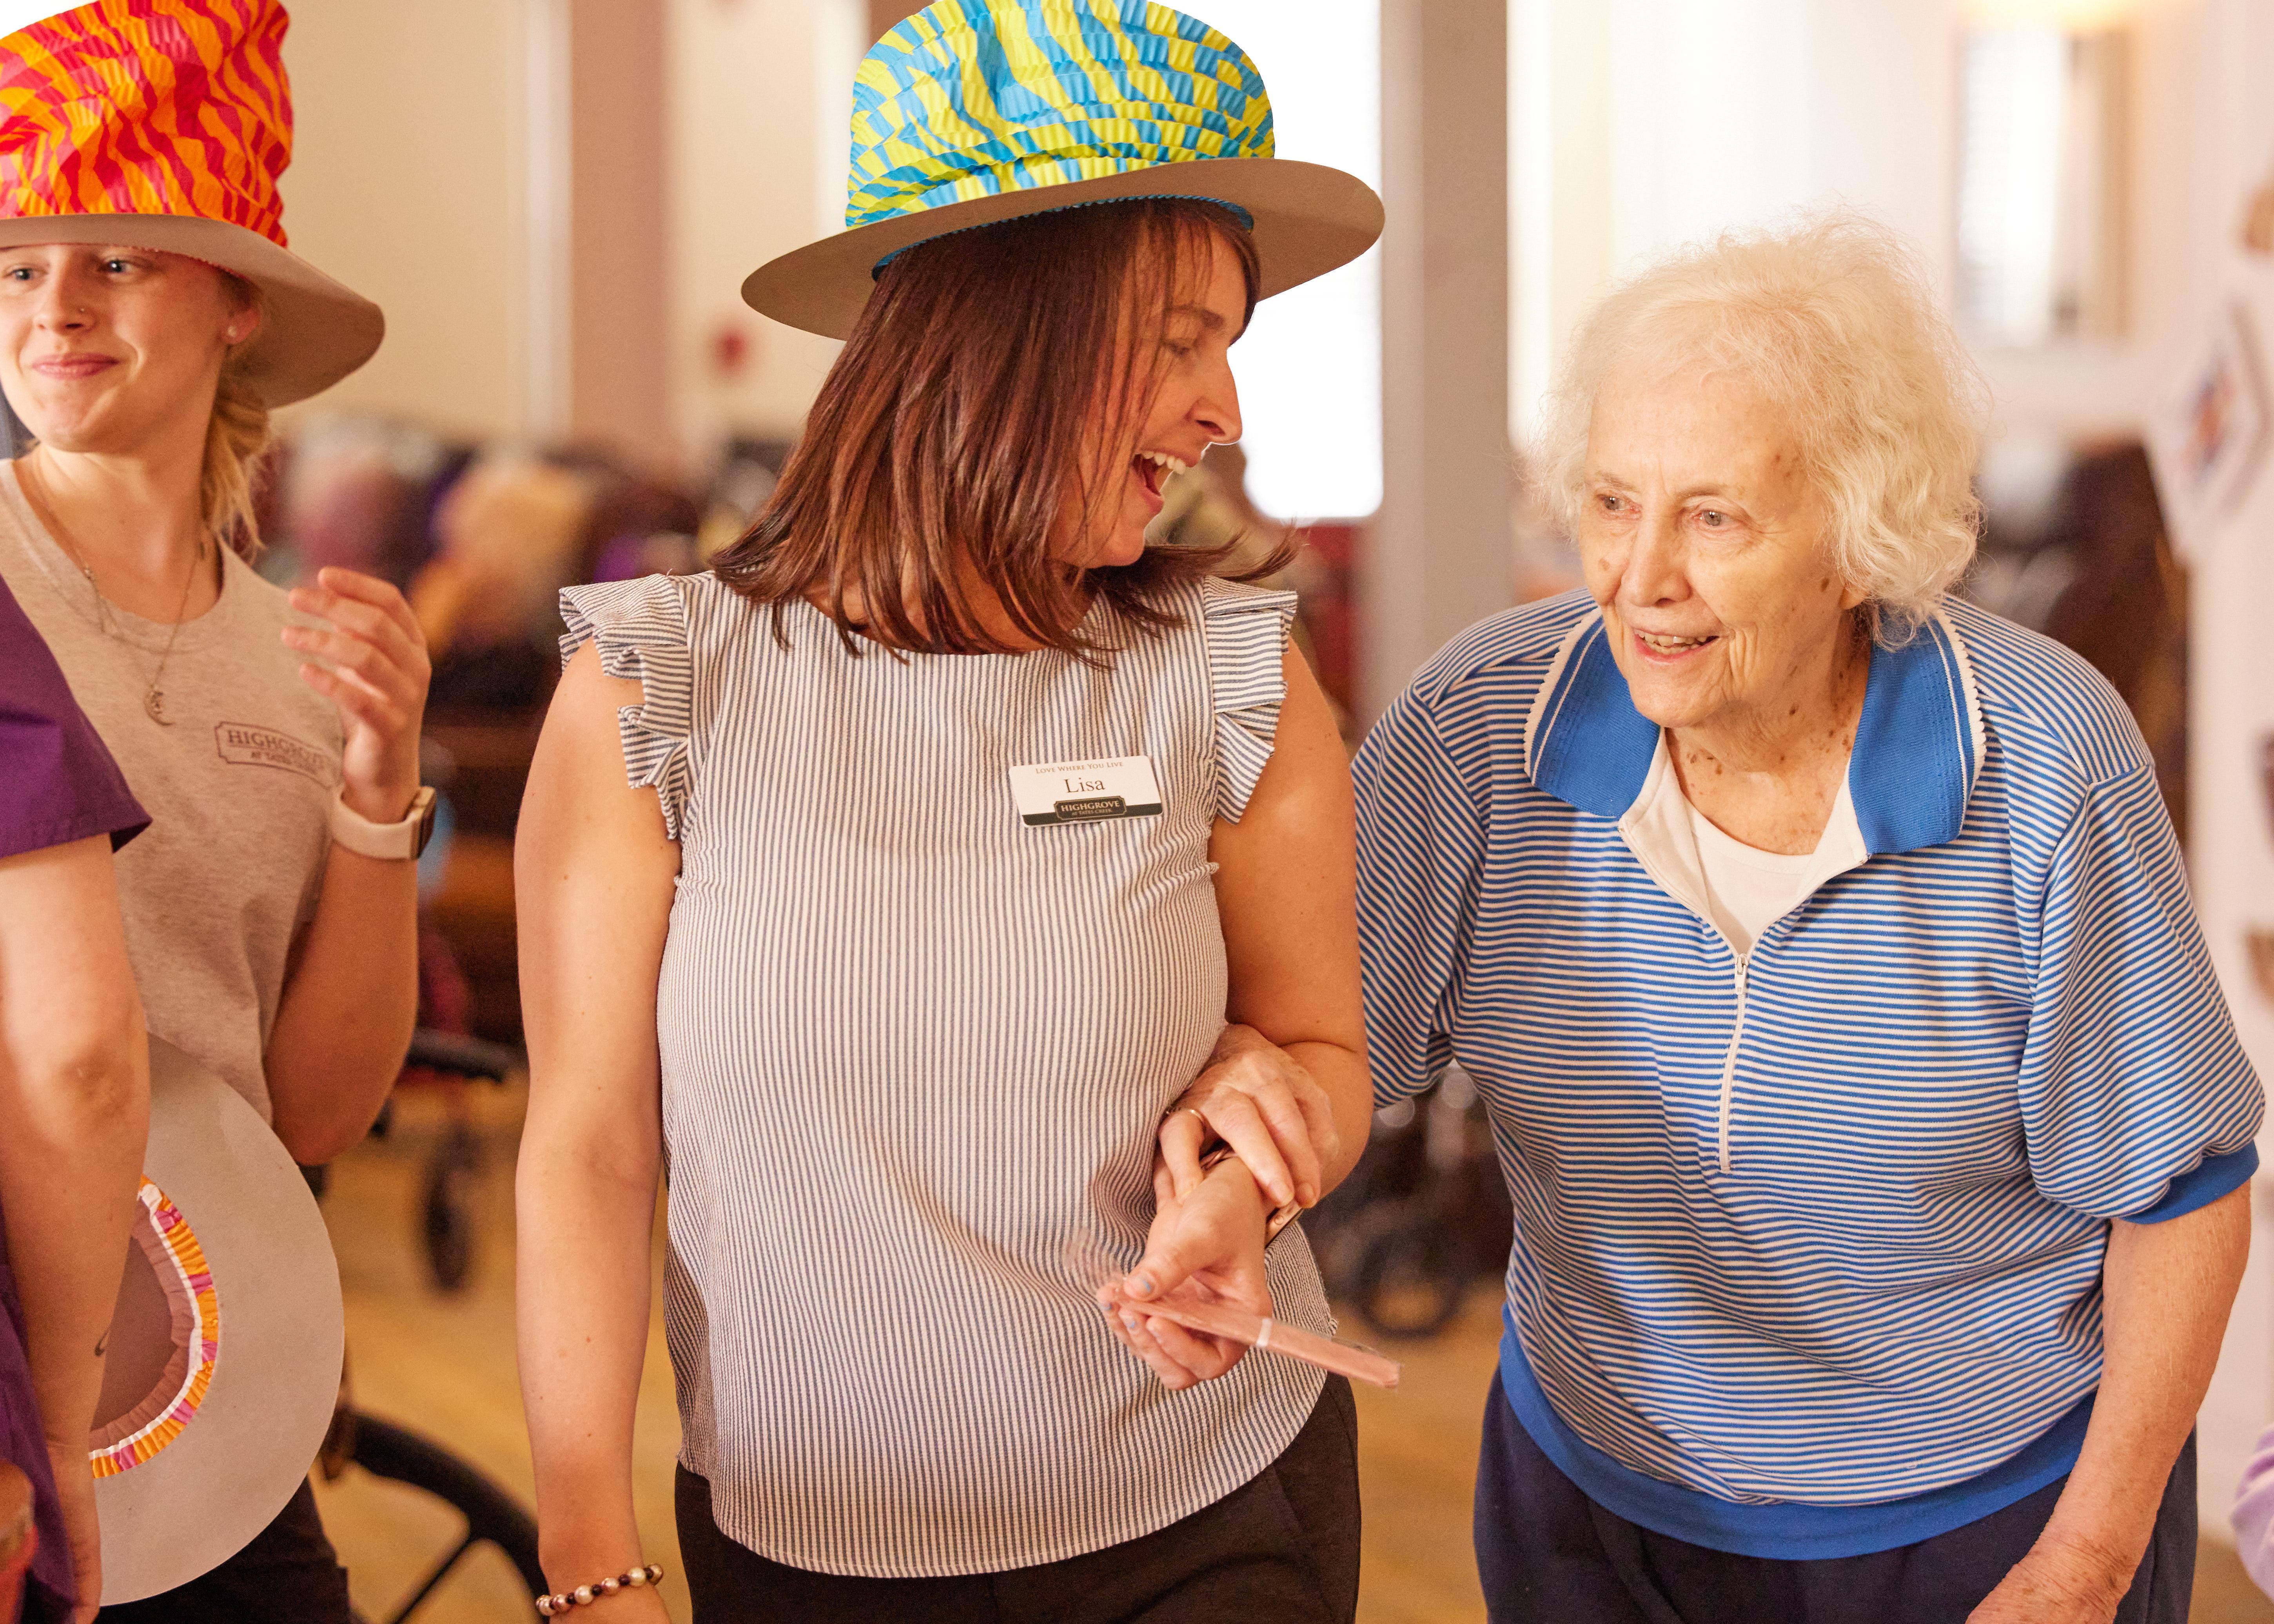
[744,0,1383,338]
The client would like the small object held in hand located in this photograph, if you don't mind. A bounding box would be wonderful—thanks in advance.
[535,1562,663,1614]
[1104,1281,1402,1389]
[1199,1143,1302,1242]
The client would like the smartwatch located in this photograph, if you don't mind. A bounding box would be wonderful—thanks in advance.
[329,785,439,861]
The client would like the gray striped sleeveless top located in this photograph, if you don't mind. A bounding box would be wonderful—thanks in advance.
[559,570,1332,1578]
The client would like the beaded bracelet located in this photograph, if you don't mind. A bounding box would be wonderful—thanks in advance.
[534,1562,664,1615]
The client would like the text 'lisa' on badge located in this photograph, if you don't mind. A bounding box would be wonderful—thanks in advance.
[1009,756,1164,826]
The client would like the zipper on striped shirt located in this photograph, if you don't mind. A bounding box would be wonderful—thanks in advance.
[1614,826,1757,1176]
[1717,953,1748,1174]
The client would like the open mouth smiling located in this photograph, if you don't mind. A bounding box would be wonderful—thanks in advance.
[1633,628,1720,657]
[1132,449,1189,500]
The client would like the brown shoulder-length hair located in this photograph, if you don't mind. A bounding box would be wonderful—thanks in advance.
[713,197,1289,654]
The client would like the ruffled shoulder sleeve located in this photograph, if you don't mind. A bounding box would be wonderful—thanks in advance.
[559,576,697,840]
[1198,575,1298,823]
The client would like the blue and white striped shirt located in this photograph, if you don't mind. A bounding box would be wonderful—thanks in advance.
[1353,590,2263,1557]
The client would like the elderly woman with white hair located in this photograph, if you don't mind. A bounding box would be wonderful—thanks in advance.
[1355,215,2262,1624]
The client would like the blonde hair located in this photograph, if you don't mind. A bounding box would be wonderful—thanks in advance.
[203,277,273,560]
[1537,212,1987,642]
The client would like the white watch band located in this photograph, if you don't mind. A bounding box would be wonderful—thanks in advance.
[329,785,437,861]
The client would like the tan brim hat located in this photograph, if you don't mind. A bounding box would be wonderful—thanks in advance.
[744,157,1383,343]
[89,1036,345,1602]
[0,214,384,408]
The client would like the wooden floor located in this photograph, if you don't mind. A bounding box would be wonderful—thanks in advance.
[313,1084,2274,1623]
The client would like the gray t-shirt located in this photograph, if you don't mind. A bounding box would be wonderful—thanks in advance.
[0,461,339,1120]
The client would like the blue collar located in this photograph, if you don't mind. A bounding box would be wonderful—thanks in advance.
[1523,611,1983,856]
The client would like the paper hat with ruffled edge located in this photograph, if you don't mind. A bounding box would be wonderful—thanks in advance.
[0,0,383,406]
[89,1037,343,1602]
[744,0,1384,341]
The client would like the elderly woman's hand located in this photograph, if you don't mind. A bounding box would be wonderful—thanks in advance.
[1158,1024,1341,1211]
[1966,1533,2134,1624]
[1098,1155,1271,1391]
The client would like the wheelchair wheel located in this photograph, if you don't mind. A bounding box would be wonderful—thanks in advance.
[338,1410,543,1621]
[419,1124,481,1292]
[1349,1203,1470,1339]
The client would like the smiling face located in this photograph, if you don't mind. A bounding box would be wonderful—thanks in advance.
[0,243,256,455]
[1051,227,1248,570]
[1577,348,1866,736]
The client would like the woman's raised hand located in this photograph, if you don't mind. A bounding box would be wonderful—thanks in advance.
[1158,1024,1341,1209]
[283,567,432,822]
[1101,1155,1272,1392]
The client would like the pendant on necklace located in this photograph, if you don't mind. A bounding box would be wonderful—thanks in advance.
[144,689,173,726]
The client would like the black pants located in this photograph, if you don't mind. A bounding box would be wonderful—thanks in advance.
[677,1377,1360,1623]
[1475,1379,2196,1624]
[96,1479,350,1624]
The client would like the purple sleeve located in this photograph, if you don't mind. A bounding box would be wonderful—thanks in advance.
[0,574,147,859]
[0,1236,73,1620]
[2234,1421,2274,1600]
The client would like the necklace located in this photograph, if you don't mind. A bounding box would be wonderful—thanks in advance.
[28,469,208,727]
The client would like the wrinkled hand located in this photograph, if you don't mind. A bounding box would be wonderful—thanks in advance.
[1158,1025,1339,1209]
[1967,1534,2136,1624]
[284,567,432,823]
[46,1436,100,1623]
[1098,1157,1271,1392]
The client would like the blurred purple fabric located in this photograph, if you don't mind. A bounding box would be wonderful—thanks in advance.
[0,573,146,860]
[0,1236,66,1624]
[0,573,147,1621]
[2234,1421,2274,1600]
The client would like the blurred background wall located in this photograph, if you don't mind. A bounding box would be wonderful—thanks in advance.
[274,0,528,439]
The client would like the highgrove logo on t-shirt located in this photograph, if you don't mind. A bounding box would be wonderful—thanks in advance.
[213,723,329,785]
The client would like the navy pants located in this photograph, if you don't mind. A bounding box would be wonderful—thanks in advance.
[94,1479,351,1624]
[1475,1381,2196,1624]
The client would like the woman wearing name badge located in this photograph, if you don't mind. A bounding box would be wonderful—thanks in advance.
[515,4,1379,1620]
[0,3,430,1618]
[1354,216,2262,1624]
[0,576,151,1624]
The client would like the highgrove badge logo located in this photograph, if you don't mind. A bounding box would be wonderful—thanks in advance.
[213,723,329,785]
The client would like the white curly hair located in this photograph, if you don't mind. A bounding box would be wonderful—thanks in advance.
[1536,212,1988,642]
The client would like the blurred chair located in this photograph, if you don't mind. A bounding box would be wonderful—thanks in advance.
[693,436,793,564]
[2040,442,2189,834]
[1965,437,2187,836]
[412,454,595,715]
[397,456,593,1048]
[274,414,466,590]
[1148,445,1358,734]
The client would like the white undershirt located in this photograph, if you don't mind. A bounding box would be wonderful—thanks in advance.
[1685,786,1846,957]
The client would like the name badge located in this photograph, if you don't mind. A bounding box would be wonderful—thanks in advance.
[1009,755,1163,826]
